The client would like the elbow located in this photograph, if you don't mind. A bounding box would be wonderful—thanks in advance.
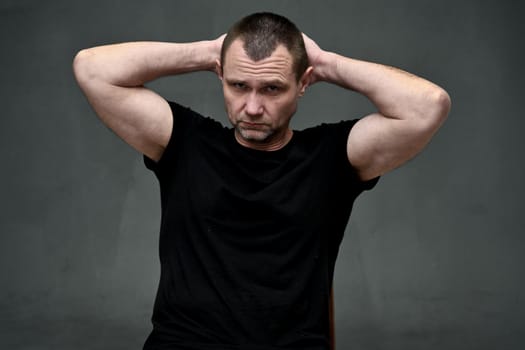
[431,87,451,124]
[421,86,451,132]
[72,48,97,87]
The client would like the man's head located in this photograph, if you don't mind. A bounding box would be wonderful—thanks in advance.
[218,13,312,151]
[220,12,309,82]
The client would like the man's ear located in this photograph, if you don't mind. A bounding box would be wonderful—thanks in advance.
[299,66,314,96]
[216,59,223,80]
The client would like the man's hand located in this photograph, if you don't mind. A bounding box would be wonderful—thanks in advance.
[302,33,325,84]
[212,34,226,76]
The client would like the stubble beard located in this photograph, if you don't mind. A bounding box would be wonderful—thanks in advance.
[235,123,275,144]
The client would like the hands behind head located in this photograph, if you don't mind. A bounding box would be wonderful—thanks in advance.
[212,34,226,76]
[302,33,325,85]
[213,32,325,84]
[215,33,226,49]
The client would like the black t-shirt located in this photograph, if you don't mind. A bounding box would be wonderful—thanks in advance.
[143,101,378,350]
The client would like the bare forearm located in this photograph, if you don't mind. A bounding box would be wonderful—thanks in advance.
[314,51,450,122]
[73,40,221,87]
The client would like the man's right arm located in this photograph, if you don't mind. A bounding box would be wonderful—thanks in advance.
[73,37,223,162]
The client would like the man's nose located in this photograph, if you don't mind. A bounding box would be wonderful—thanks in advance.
[245,92,263,116]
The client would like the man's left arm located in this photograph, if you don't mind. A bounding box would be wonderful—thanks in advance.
[303,35,451,181]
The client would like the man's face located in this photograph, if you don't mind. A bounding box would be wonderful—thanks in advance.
[219,39,310,150]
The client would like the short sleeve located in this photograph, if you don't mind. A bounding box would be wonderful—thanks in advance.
[143,100,199,175]
[331,119,380,192]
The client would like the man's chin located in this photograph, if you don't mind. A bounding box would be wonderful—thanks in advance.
[235,127,273,144]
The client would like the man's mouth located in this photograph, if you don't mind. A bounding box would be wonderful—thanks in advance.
[240,121,266,129]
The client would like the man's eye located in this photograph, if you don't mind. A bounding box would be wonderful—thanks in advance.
[232,83,246,90]
[265,85,280,93]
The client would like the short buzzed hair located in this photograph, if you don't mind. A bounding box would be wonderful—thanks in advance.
[221,12,309,81]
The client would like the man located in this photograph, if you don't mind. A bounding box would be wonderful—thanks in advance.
[73,12,450,350]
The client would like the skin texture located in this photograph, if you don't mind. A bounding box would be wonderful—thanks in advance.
[218,39,312,151]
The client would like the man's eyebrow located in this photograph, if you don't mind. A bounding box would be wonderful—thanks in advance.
[224,78,244,83]
[225,78,288,85]
[260,79,288,86]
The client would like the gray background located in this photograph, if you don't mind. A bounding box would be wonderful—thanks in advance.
[1,0,523,349]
